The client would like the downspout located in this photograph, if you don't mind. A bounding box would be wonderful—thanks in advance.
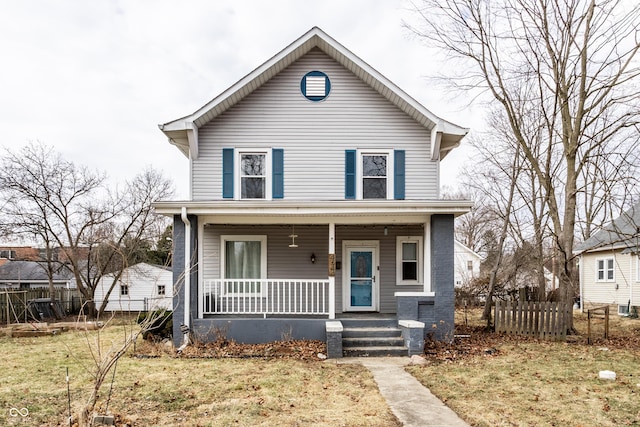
[180,207,191,348]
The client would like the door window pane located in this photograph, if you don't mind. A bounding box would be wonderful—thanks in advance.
[350,251,373,306]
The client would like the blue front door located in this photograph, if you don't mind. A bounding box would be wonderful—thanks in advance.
[345,244,378,311]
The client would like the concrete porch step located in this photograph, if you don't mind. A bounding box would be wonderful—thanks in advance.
[343,336,405,347]
[343,327,403,338]
[343,346,408,357]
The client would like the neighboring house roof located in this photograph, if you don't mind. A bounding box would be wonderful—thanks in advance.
[0,260,75,286]
[454,240,482,260]
[159,26,468,161]
[574,202,640,254]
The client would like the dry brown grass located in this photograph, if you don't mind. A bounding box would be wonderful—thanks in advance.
[0,322,399,426]
[409,308,640,427]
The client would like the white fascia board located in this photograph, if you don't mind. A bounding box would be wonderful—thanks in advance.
[161,28,320,133]
[186,124,198,160]
[573,244,628,255]
[152,200,473,223]
[431,126,442,161]
[455,240,482,259]
[159,27,469,152]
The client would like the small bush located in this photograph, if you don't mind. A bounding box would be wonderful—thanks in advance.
[137,309,173,340]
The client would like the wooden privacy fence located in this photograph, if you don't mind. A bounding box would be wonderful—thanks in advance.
[0,289,82,324]
[494,301,572,340]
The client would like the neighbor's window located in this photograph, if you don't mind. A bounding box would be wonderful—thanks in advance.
[157,285,166,296]
[222,235,267,294]
[396,237,423,285]
[596,257,614,281]
[467,260,473,271]
[120,284,129,296]
[240,153,266,199]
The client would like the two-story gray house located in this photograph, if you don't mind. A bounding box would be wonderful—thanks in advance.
[154,27,472,357]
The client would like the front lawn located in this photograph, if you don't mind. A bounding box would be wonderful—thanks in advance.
[0,320,399,426]
[408,309,640,426]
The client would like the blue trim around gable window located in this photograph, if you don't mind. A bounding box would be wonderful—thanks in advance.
[222,148,234,199]
[301,70,331,102]
[345,150,356,199]
[394,150,405,200]
[272,148,284,199]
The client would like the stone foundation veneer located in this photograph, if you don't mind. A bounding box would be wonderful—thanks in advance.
[325,321,343,358]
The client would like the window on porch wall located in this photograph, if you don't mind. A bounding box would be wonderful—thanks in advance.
[396,236,423,285]
[222,236,266,294]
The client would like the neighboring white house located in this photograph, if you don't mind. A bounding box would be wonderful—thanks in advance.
[574,202,640,315]
[95,263,173,312]
[454,241,481,288]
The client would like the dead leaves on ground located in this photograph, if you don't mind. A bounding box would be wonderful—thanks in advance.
[176,339,327,361]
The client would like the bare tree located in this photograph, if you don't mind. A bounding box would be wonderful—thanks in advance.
[0,142,173,317]
[407,0,640,327]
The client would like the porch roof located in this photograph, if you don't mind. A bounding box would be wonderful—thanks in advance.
[153,199,472,224]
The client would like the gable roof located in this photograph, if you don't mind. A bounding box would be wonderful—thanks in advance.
[454,240,482,260]
[0,260,75,284]
[574,201,640,254]
[159,26,468,161]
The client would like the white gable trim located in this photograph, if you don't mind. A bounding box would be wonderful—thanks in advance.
[159,27,468,159]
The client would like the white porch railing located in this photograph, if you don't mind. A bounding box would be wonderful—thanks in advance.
[202,279,332,316]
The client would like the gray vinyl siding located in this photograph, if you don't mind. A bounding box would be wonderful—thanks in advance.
[193,48,437,201]
[201,224,425,314]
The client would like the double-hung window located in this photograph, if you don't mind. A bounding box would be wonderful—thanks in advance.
[362,153,389,199]
[221,235,267,295]
[223,148,284,200]
[596,257,614,282]
[240,153,267,199]
[396,237,423,285]
[345,149,404,200]
[120,284,129,296]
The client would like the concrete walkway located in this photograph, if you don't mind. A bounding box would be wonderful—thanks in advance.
[340,357,470,427]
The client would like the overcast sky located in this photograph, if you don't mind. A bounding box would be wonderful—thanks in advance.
[0,0,480,199]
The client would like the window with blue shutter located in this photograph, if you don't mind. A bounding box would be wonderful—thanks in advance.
[272,148,284,199]
[394,150,405,200]
[345,150,356,199]
[222,148,234,198]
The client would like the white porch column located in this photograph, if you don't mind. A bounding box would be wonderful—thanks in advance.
[328,222,336,319]
[424,218,431,293]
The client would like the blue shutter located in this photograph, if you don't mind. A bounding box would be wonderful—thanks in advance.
[345,150,356,199]
[394,150,405,200]
[272,148,284,199]
[222,148,234,199]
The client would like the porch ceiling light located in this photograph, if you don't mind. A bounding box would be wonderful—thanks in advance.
[289,225,298,248]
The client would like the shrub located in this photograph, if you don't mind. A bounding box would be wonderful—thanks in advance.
[136,309,173,340]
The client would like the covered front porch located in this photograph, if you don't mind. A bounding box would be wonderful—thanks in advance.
[155,200,471,346]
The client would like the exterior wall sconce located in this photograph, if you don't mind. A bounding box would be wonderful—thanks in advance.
[384,226,388,236]
[310,253,316,263]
